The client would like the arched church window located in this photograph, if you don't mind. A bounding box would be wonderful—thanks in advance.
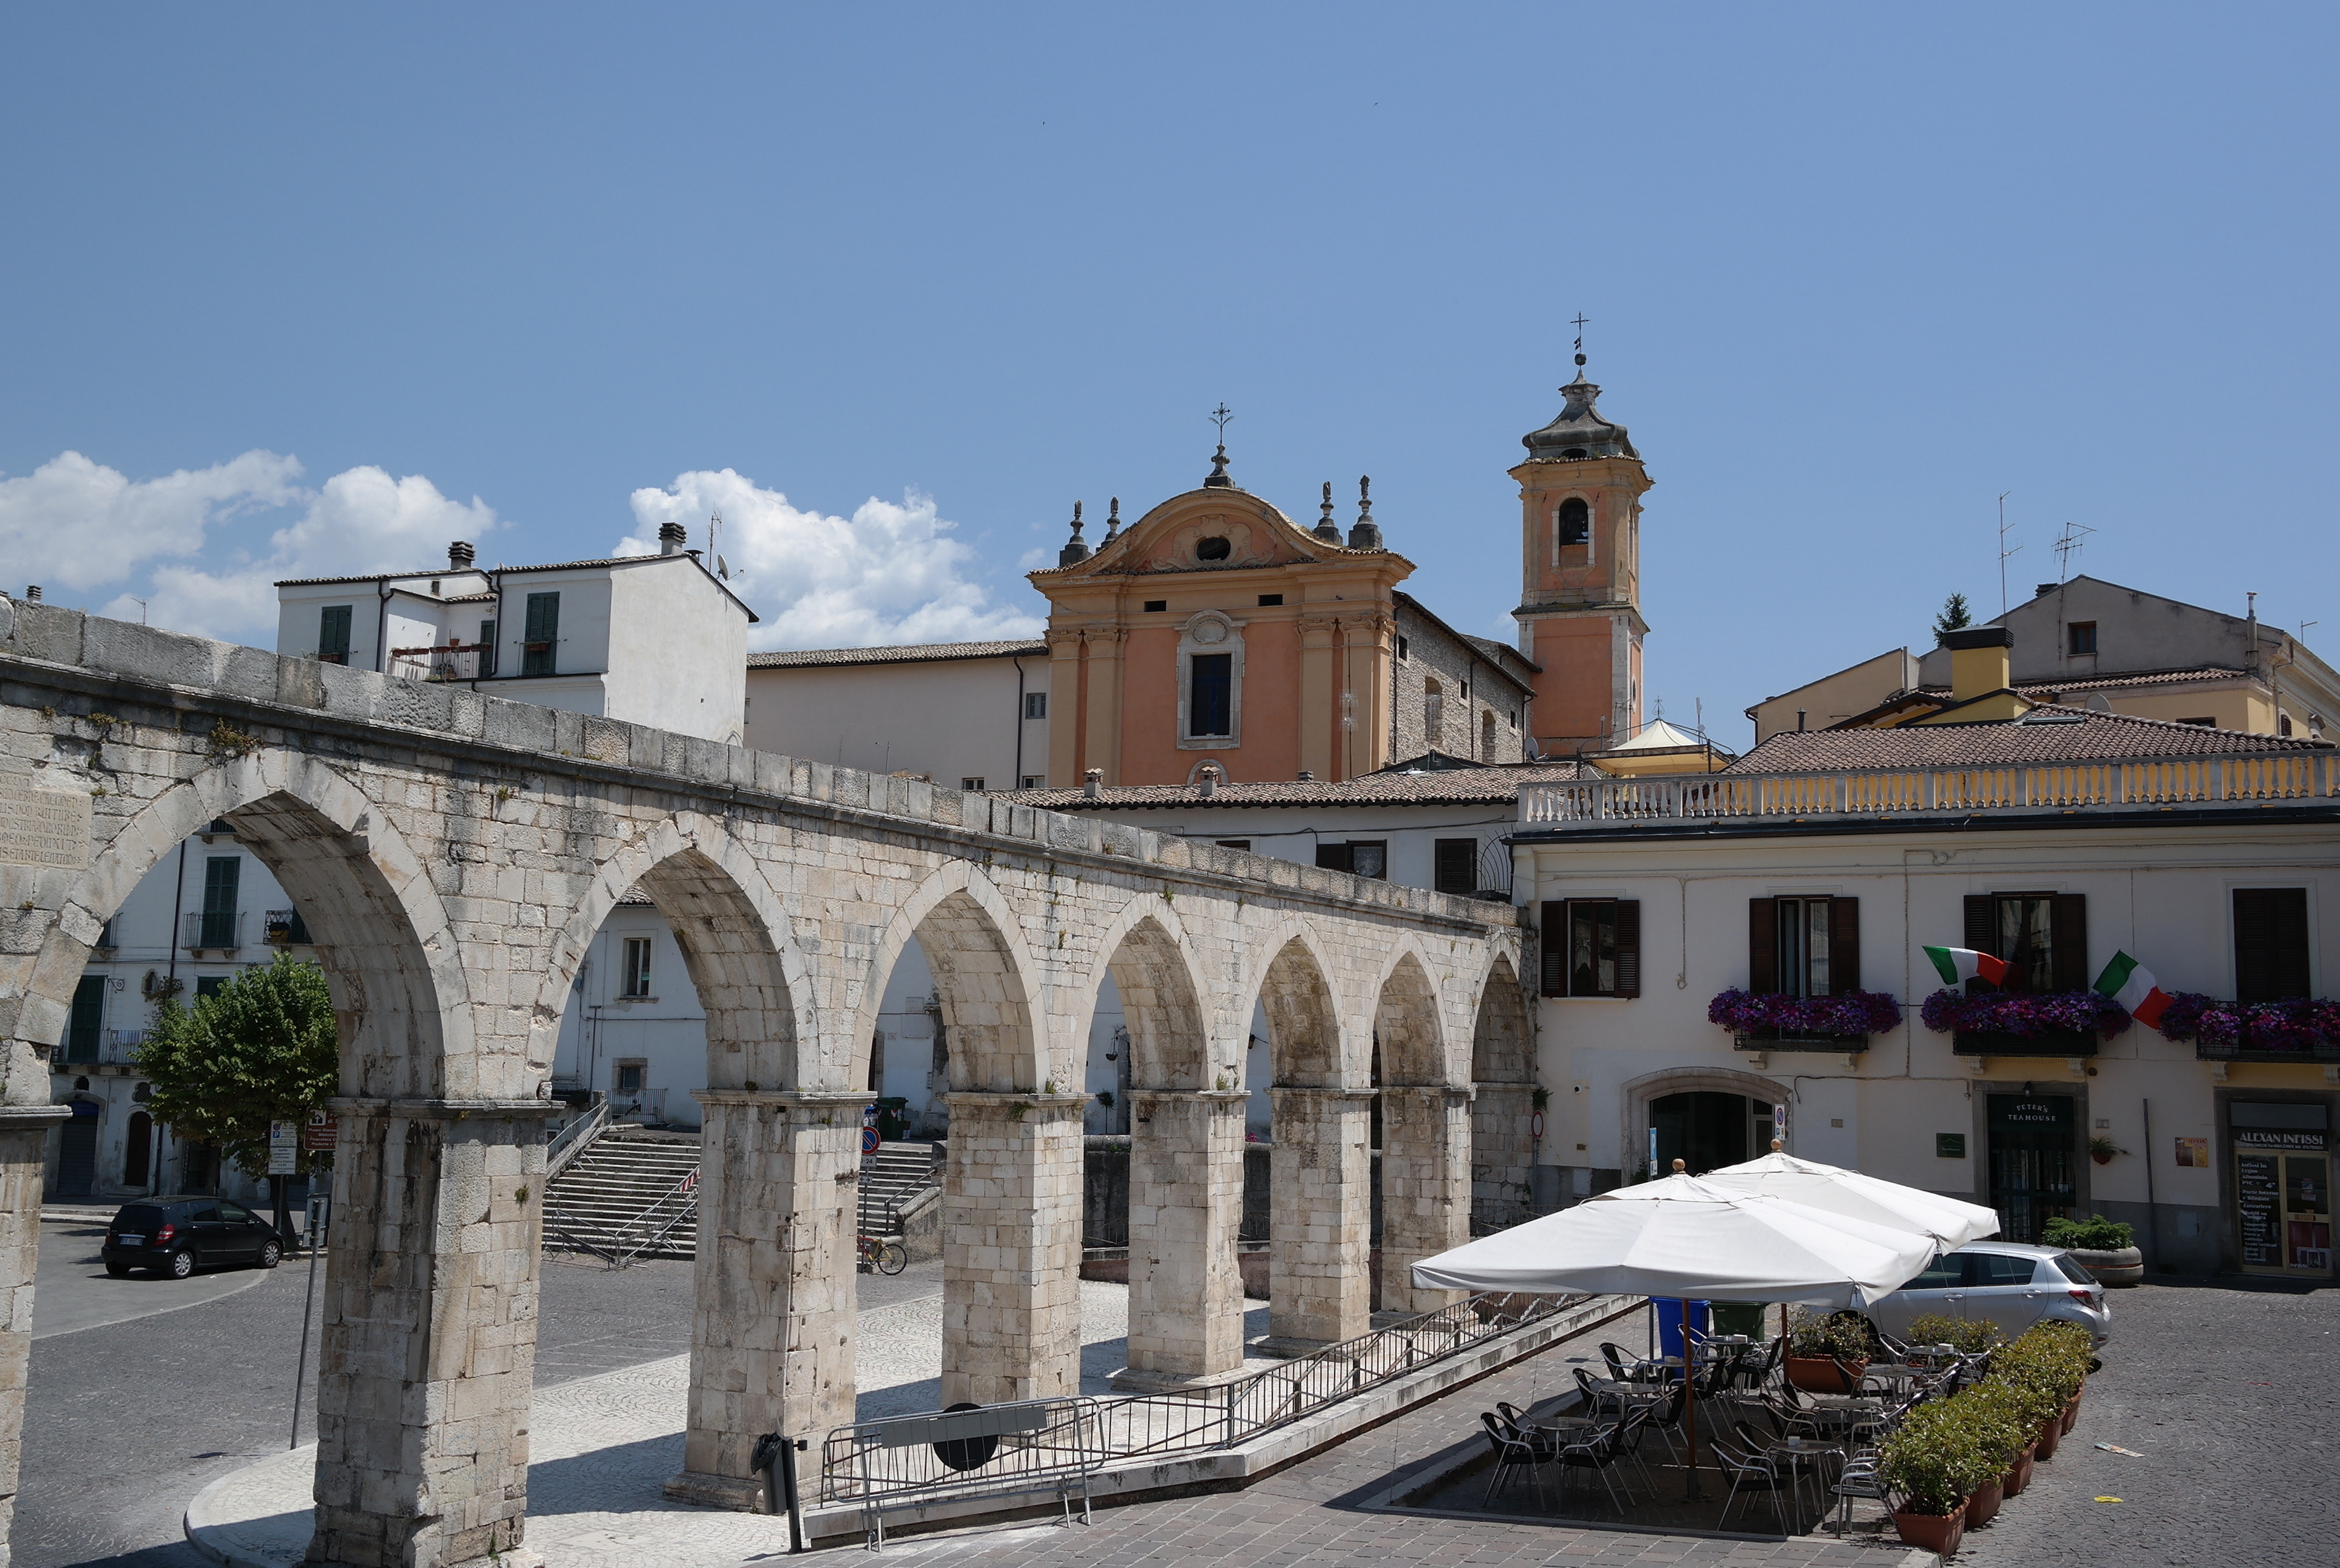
[1195,535,1231,561]
[1558,497,1589,547]
[1424,678,1445,742]
[1481,709,1497,759]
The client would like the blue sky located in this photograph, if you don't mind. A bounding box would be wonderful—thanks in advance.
[4,6,2333,743]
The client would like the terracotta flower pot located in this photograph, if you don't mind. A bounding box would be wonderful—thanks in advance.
[1785,1354,1868,1392]
[1965,1479,2004,1526]
[1892,1504,1967,1556]
[2062,1393,2080,1434]
[2034,1417,2062,1460]
[2001,1446,2036,1496]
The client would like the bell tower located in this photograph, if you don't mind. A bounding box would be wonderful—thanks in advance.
[1511,356,1652,756]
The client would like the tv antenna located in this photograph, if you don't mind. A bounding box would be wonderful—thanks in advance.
[2052,518,2095,583]
[707,512,725,577]
[1997,492,2021,615]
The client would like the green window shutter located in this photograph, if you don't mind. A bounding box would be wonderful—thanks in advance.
[2049,893,2090,994]
[200,856,241,947]
[317,605,352,665]
[522,593,560,676]
[66,975,105,1063]
[2235,888,2310,1002]
[1748,898,1779,994]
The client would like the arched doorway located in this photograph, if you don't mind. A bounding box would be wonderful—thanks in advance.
[1649,1091,1774,1177]
[123,1110,153,1190]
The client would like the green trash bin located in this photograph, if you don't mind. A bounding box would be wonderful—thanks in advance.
[875,1097,910,1142]
[1709,1302,1767,1339]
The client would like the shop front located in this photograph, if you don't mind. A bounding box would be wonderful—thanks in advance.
[2226,1096,2333,1280]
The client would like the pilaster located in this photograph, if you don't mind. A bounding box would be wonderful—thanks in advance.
[1045,630,1083,792]
[309,1097,559,1568]
[1118,1089,1248,1387]
[0,1106,69,1568]
[1296,618,1338,783]
[940,1092,1088,1405]
[1470,1080,1538,1225]
[666,1089,862,1511]
[1259,1087,1374,1354]
[1079,629,1126,786]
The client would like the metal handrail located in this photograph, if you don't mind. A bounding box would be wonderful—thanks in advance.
[607,1168,699,1268]
[819,1289,1581,1510]
[545,1097,611,1179]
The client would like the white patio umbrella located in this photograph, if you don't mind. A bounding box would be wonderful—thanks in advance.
[1410,1173,1941,1501]
[1699,1149,2000,1251]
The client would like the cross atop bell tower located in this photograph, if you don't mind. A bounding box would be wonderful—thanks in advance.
[1510,346,1653,755]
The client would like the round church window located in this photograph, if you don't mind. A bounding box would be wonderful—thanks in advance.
[1195,536,1231,561]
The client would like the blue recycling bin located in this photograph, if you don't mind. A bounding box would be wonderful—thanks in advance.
[1654,1298,1711,1363]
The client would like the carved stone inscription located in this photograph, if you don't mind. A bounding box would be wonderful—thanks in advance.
[0,786,91,868]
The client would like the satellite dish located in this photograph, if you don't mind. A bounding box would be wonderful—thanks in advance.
[717,555,731,580]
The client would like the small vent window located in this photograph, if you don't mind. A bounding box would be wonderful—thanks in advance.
[1558,498,1590,547]
[1195,536,1231,561]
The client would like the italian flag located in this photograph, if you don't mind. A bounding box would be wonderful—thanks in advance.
[2095,950,2174,1029]
[1925,946,2009,987]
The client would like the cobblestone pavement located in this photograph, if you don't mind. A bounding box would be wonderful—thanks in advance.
[1955,1279,2340,1568]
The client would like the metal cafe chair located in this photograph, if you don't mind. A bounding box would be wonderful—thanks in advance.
[1478,1412,1551,1510]
[1550,1414,1636,1515]
[1709,1428,1793,1535]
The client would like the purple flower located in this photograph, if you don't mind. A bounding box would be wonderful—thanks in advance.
[1917,988,2132,1040]
[1708,989,1904,1038]
[2158,994,2339,1053]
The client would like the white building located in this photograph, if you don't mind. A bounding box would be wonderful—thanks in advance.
[48,526,759,1199]
[744,639,1053,792]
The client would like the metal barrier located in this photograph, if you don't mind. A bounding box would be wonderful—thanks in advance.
[819,1289,1580,1539]
[826,1397,1104,1549]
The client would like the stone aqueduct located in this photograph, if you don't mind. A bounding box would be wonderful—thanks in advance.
[0,602,1532,1568]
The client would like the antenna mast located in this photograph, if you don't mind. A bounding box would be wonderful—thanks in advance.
[1996,493,2021,615]
[2052,518,2095,583]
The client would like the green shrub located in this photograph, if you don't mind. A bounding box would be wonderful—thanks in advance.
[1786,1307,1873,1361]
[1993,1323,2090,1408]
[2041,1212,2135,1250]
[1905,1313,2004,1354]
[1879,1396,2004,1515]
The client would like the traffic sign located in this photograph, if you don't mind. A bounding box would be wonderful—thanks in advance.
[304,1112,339,1152]
[268,1120,300,1175]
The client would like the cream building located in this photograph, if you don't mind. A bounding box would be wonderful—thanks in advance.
[1750,576,2337,744]
[1520,639,2339,1278]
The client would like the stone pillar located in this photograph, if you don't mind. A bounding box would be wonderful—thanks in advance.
[308,1098,556,1568]
[0,1107,68,1568]
[1471,1081,1537,1223]
[940,1092,1086,1406]
[1118,1089,1246,1388]
[1260,1088,1373,1354]
[666,1090,861,1510]
[1380,1085,1475,1317]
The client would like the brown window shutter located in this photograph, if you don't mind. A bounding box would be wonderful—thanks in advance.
[2236,888,2310,1002]
[1963,894,1997,955]
[1748,898,1779,994]
[1614,900,1642,998]
[1829,897,1861,994]
[2051,893,2090,994]
[1541,902,1568,997]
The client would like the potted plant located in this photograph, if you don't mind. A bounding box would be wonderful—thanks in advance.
[1878,1398,1995,1554]
[1960,1380,2043,1501]
[2087,1134,2124,1166]
[1907,1311,2004,1357]
[2041,1212,2142,1286]
[1784,1308,1872,1392]
[1993,1324,2089,1457]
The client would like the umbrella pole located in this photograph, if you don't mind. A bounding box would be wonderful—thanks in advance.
[1680,1297,1701,1501]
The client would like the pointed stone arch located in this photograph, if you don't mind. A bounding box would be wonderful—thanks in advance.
[1236,919,1347,1090]
[856,859,1045,1095]
[1368,944,1448,1088]
[1468,952,1538,1230]
[1074,893,1212,1091]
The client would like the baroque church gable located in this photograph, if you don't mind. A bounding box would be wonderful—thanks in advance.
[1035,490,1364,580]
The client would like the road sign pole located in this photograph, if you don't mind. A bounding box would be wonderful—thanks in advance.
[290,1193,328,1451]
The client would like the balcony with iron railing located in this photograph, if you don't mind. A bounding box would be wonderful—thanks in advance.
[182,910,245,952]
[263,909,312,946]
[1519,751,2340,831]
[388,641,493,683]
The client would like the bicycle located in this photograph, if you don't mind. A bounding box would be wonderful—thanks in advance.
[857,1233,908,1276]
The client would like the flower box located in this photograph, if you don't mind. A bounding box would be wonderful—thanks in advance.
[2159,994,2340,1062]
[1708,989,1902,1043]
[1922,988,2129,1054]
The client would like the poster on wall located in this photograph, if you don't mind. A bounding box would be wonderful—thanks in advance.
[2237,1154,2282,1266]
[2175,1136,2208,1167]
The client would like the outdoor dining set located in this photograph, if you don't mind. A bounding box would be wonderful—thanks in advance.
[1479,1327,1993,1533]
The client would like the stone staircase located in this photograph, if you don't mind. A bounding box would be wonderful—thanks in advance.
[858,1140,942,1238]
[544,1128,702,1261]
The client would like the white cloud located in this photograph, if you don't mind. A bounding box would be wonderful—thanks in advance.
[0,450,305,593]
[621,469,1044,650]
[108,467,501,641]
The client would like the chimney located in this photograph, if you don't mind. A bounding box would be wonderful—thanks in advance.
[658,521,687,556]
[1942,626,2015,703]
[1083,767,1103,799]
[1196,762,1222,798]
[2035,582,2058,598]
[449,540,476,570]
[24,586,40,601]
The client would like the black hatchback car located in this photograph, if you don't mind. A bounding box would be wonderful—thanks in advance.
[102,1196,284,1278]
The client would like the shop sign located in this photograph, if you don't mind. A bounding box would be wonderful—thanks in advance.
[2236,1128,2329,1151]
[2239,1154,2283,1266]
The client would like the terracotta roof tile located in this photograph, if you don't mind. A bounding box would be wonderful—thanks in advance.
[747,639,1047,668]
[1732,705,2329,773]
[1008,757,1585,810]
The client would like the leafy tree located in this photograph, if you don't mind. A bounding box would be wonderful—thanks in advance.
[135,953,338,1179]
[1931,592,1974,643]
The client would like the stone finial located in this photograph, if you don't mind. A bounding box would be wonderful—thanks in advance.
[1058,501,1091,566]
[1671,1157,1687,1172]
[1102,497,1121,543]
[1313,481,1342,542]
[1204,403,1234,488]
[1347,475,1382,551]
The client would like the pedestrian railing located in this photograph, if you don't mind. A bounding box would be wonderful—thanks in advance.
[545,1096,611,1179]
[818,1288,1579,1539]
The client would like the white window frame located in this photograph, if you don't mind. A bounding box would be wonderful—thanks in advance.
[1176,611,1246,750]
[619,936,653,999]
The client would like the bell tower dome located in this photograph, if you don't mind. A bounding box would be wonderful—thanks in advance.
[1511,357,1653,754]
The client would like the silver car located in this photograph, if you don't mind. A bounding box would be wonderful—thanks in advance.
[1863,1240,2112,1346]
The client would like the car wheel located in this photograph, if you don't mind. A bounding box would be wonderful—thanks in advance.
[256,1240,283,1269]
[166,1248,196,1280]
[104,1260,129,1278]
